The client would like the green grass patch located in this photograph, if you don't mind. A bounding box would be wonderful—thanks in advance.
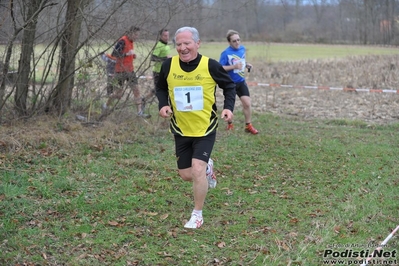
[1,112,398,265]
[197,42,399,63]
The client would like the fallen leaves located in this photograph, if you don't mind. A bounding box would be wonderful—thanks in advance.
[167,228,178,238]
[157,251,173,257]
[275,238,291,251]
[216,241,226,248]
[108,221,119,226]
[137,210,170,222]
[334,225,341,234]
[221,187,233,195]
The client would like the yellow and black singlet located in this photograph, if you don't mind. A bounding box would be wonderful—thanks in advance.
[156,54,236,137]
[167,55,218,137]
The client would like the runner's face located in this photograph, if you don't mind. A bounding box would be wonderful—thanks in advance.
[229,34,240,49]
[175,31,200,63]
[161,31,169,43]
[128,31,139,41]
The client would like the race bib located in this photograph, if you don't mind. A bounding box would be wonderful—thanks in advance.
[233,59,246,73]
[173,86,204,111]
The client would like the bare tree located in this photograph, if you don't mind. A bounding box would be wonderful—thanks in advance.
[14,0,56,116]
[46,0,91,115]
[0,1,23,119]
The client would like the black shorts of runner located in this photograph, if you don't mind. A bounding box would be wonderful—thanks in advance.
[114,71,138,87]
[235,80,250,98]
[174,132,216,170]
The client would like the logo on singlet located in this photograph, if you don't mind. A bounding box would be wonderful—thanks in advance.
[173,73,184,80]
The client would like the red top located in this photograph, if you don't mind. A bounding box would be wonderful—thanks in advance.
[115,35,134,73]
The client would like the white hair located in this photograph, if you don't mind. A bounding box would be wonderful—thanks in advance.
[175,27,200,42]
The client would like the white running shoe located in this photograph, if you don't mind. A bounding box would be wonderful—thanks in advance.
[206,158,217,188]
[184,213,203,229]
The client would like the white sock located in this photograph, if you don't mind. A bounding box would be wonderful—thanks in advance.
[192,209,202,217]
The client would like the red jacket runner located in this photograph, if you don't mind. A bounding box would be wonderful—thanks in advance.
[115,35,134,73]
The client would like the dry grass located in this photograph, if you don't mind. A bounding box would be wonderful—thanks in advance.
[253,54,399,89]
[0,113,168,155]
[246,54,399,125]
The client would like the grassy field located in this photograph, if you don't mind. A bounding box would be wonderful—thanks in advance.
[1,43,399,265]
[194,42,399,63]
[1,108,399,265]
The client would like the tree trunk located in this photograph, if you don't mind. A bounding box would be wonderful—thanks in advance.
[51,0,91,115]
[0,1,23,119]
[14,0,47,116]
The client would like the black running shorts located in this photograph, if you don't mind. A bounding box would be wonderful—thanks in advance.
[235,80,250,98]
[174,132,216,170]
